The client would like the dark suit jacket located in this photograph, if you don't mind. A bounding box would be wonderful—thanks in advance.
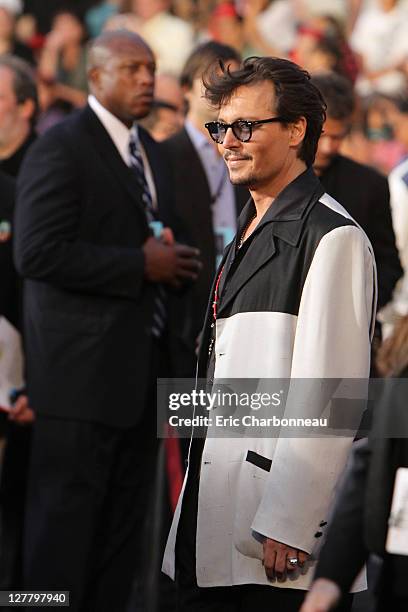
[320,154,402,310]
[0,172,20,329]
[14,105,175,427]
[162,127,248,372]
[315,380,408,596]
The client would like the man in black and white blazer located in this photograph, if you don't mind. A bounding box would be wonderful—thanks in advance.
[163,57,376,611]
[14,30,200,611]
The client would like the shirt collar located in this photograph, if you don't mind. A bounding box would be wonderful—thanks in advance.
[237,167,325,247]
[88,94,135,165]
[185,119,212,150]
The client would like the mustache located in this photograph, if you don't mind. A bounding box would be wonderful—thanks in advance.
[223,152,252,161]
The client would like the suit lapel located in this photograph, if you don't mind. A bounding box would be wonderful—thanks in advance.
[218,228,276,317]
[83,106,147,223]
[217,169,324,316]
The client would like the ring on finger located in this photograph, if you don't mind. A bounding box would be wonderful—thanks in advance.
[288,557,298,566]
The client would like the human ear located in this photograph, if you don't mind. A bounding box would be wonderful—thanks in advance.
[289,116,307,148]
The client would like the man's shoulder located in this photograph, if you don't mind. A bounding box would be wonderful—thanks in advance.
[390,156,408,186]
[334,154,387,186]
[33,109,87,147]
[162,127,191,153]
[306,192,364,247]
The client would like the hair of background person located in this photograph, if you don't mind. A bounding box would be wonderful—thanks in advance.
[0,54,38,124]
[180,40,241,90]
[383,94,408,114]
[310,71,355,120]
[203,55,326,167]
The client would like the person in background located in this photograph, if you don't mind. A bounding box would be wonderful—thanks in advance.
[0,55,37,178]
[103,9,142,34]
[350,0,408,97]
[240,0,297,58]
[379,95,408,334]
[207,2,243,54]
[0,0,34,64]
[162,41,247,377]
[22,0,95,34]
[293,18,359,85]
[38,8,88,109]
[0,170,34,597]
[120,0,195,76]
[141,73,185,142]
[0,53,37,595]
[14,30,200,611]
[85,0,119,37]
[300,319,408,612]
[311,72,402,316]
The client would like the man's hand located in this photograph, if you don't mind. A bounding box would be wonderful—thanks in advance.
[143,236,202,288]
[299,578,341,612]
[262,538,309,581]
[8,395,35,425]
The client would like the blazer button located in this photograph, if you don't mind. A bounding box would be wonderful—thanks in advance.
[314,531,323,538]
[319,521,327,527]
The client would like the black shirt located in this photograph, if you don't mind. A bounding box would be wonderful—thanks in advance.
[0,132,36,179]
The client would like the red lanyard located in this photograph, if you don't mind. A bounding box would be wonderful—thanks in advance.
[212,266,224,321]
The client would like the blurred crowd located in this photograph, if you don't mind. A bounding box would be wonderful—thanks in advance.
[0,0,407,171]
[2,1,408,611]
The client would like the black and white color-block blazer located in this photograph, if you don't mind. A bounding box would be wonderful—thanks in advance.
[163,168,377,590]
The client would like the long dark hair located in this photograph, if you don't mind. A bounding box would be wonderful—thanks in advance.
[203,56,326,166]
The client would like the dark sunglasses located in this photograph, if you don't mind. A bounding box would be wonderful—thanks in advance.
[205,116,287,144]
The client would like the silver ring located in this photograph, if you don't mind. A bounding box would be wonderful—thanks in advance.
[288,557,298,566]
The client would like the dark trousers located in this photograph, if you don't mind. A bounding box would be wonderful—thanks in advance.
[22,344,162,612]
[0,422,32,589]
[176,441,353,612]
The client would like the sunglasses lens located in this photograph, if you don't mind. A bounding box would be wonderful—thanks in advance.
[207,122,225,143]
[233,121,251,142]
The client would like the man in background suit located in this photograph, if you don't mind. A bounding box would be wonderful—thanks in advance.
[301,354,408,612]
[0,55,37,178]
[312,72,402,312]
[162,42,248,375]
[0,55,38,597]
[14,30,200,612]
[0,171,34,605]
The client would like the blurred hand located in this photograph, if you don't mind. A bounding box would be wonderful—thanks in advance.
[8,395,35,425]
[262,538,309,581]
[300,578,341,612]
[143,236,202,288]
[160,227,175,246]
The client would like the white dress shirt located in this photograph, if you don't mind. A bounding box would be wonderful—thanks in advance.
[88,94,157,208]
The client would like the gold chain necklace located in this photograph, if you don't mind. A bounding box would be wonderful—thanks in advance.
[237,214,257,249]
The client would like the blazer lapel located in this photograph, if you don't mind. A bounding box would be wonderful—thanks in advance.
[217,228,276,317]
[83,106,147,222]
[217,169,324,317]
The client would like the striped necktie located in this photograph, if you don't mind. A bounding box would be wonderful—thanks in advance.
[129,128,166,338]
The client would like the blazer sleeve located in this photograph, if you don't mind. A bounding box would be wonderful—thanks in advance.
[251,225,376,554]
[14,130,146,300]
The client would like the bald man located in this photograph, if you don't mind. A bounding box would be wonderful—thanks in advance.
[14,31,200,611]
